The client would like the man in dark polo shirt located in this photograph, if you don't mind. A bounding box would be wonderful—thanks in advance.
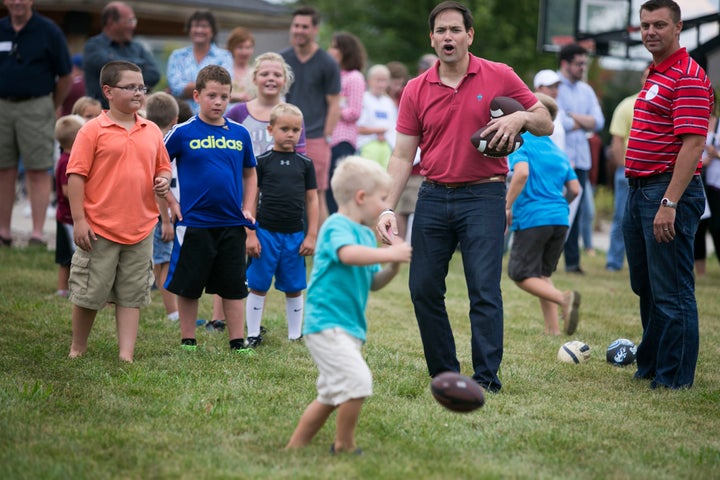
[623,0,713,390]
[83,1,160,108]
[0,0,72,247]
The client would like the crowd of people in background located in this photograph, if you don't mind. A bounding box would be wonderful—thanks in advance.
[1,0,715,453]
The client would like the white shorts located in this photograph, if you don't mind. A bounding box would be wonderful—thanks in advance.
[305,328,372,406]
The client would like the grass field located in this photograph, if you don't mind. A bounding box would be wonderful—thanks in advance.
[1,244,719,479]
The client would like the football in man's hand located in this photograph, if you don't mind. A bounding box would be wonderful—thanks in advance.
[470,126,523,157]
[470,96,526,157]
[430,371,485,413]
[490,96,526,119]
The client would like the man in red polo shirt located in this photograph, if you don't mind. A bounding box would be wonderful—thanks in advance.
[623,0,713,390]
[376,1,552,393]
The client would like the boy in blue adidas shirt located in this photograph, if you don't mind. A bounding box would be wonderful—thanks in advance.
[162,65,258,353]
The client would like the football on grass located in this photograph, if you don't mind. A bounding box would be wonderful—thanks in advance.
[430,371,485,413]
[557,340,591,364]
[606,338,637,366]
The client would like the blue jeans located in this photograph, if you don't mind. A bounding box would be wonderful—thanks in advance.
[606,167,628,270]
[580,178,595,249]
[622,175,704,389]
[564,168,588,271]
[409,181,506,392]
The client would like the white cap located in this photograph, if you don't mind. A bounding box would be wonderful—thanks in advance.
[533,69,561,89]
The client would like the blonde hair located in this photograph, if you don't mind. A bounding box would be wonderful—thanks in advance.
[330,156,391,206]
[71,96,102,117]
[269,102,303,125]
[534,92,558,121]
[54,115,85,149]
[248,52,294,98]
[367,64,390,80]
[145,92,179,130]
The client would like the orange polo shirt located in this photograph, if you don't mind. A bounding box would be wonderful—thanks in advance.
[67,111,171,244]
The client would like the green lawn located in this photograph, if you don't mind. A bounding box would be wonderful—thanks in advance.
[1,245,719,479]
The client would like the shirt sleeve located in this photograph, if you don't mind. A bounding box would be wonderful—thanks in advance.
[166,49,186,97]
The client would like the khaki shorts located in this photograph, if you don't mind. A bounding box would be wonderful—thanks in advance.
[69,234,154,310]
[0,96,55,170]
[305,137,331,191]
[396,174,423,215]
[305,328,372,406]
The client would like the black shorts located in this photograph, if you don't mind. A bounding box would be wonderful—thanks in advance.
[55,221,75,266]
[165,226,249,299]
[508,225,568,282]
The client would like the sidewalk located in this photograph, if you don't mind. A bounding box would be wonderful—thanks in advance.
[9,197,57,249]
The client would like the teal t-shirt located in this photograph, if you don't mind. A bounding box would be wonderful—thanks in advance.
[508,133,578,231]
[303,214,381,342]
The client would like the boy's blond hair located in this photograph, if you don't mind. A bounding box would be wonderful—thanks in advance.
[54,115,85,150]
[366,64,390,81]
[71,96,102,117]
[145,92,179,131]
[534,92,558,121]
[330,156,392,206]
[269,103,303,125]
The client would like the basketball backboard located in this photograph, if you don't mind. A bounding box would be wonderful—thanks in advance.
[538,0,720,61]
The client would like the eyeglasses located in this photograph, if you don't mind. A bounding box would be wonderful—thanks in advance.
[570,60,587,67]
[120,17,138,27]
[112,85,148,94]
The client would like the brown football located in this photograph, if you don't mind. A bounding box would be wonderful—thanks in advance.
[490,96,525,119]
[470,126,523,158]
[430,371,485,413]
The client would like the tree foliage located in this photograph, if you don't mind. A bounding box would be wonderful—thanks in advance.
[302,0,559,82]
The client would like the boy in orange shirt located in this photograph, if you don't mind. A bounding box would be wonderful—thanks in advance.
[66,61,175,362]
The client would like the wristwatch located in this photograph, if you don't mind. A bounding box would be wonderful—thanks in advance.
[661,197,678,209]
[325,135,332,144]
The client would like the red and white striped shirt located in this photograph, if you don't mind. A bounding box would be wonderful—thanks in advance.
[625,47,713,177]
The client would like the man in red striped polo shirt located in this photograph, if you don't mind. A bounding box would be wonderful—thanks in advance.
[623,0,713,390]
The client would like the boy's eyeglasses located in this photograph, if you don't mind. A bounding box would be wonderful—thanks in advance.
[111,85,148,94]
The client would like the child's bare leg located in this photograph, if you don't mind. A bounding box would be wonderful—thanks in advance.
[223,298,245,341]
[516,277,564,335]
[116,305,140,362]
[177,296,199,339]
[539,298,560,335]
[333,397,365,452]
[212,294,225,321]
[154,263,177,317]
[286,400,335,449]
[57,265,70,294]
[69,305,98,358]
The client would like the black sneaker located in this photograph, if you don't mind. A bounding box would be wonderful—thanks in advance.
[259,325,268,336]
[246,336,263,349]
[206,320,226,332]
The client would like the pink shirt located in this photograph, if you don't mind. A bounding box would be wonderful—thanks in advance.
[397,54,537,182]
[67,111,172,244]
[330,69,366,148]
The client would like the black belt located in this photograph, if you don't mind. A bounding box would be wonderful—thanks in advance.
[0,96,42,102]
[627,172,674,188]
[424,176,506,188]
